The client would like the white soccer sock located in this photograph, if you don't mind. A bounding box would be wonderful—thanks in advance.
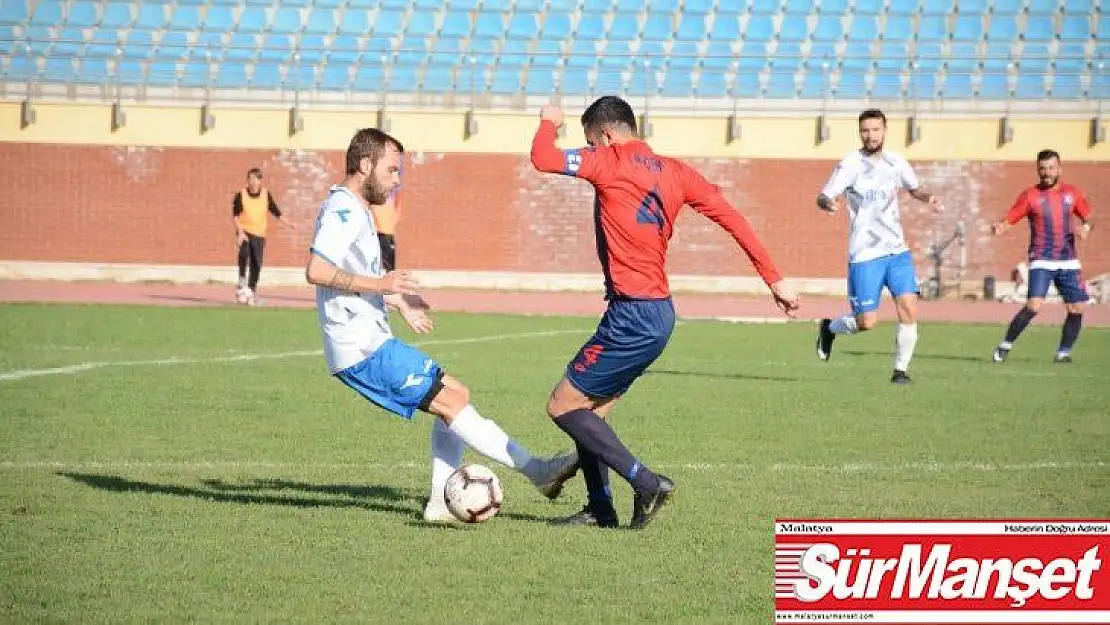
[829,315,859,335]
[894,323,919,372]
[448,405,534,474]
[427,417,464,509]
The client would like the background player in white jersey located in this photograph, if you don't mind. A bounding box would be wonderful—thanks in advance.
[305,128,577,523]
[814,109,944,384]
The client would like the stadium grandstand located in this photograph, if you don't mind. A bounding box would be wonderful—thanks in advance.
[0,0,1107,112]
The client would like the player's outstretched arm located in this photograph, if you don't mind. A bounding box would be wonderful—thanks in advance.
[908,187,944,212]
[305,253,419,296]
[384,293,435,334]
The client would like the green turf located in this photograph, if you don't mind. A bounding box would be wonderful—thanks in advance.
[1,304,1107,624]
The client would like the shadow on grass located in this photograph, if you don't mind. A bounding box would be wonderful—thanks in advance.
[838,350,989,363]
[58,473,550,525]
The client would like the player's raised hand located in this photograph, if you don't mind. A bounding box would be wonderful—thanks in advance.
[399,305,435,334]
[381,270,420,295]
[928,195,945,213]
[769,281,801,318]
[540,104,565,129]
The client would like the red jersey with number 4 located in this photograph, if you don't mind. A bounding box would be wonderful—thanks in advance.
[1004,183,1092,262]
[530,120,782,299]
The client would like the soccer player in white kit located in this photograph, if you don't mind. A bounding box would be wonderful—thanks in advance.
[305,128,578,523]
[814,110,944,384]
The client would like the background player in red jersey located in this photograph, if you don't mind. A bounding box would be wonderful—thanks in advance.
[990,149,1095,363]
[530,96,800,530]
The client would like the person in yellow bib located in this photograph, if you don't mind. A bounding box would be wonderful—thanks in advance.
[233,168,293,305]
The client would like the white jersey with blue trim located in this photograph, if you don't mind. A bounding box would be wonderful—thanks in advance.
[309,185,393,373]
[821,149,921,264]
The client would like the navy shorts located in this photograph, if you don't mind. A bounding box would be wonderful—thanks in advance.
[566,298,676,399]
[1028,268,1089,304]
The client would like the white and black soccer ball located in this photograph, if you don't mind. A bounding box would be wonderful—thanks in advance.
[443,464,503,524]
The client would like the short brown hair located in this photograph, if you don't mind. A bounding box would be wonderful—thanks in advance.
[858,109,887,126]
[247,168,263,179]
[346,128,404,175]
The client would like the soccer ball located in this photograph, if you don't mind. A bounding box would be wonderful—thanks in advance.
[443,464,503,524]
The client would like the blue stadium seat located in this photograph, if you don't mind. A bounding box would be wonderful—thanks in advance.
[1059,16,1091,42]
[945,73,975,98]
[508,14,540,40]
[1051,74,1083,98]
[548,0,578,9]
[887,0,918,13]
[915,42,945,72]
[66,1,98,28]
[948,43,979,74]
[779,15,809,42]
[836,71,867,97]
[120,31,151,60]
[812,16,844,41]
[871,73,904,98]
[601,41,634,70]
[100,3,132,29]
[319,65,350,91]
[745,16,775,41]
[847,16,878,42]
[217,62,249,88]
[733,72,761,97]
[697,70,729,97]
[298,35,329,65]
[353,65,385,91]
[642,15,672,41]
[676,14,708,41]
[288,65,317,89]
[330,36,362,64]
[670,41,700,71]
[854,0,885,14]
[819,0,850,13]
[271,8,302,34]
[541,13,571,40]
[799,71,828,98]
[169,6,201,30]
[808,41,837,66]
[303,9,336,36]
[567,41,598,68]
[957,0,989,12]
[1023,16,1055,42]
[250,64,281,89]
[85,30,119,58]
[260,35,293,62]
[584,0,613,11]
[607,20,639,45]
[1062,0,1093,12]
[423,65,456,93]
[703,41,736,69]
[616,0,643,12]
[685,0,716,13]
[595,69,625,95]
[0,0,29,25]
[116,60,143,83]
[917,16,948,42]
[920,0,954,13]
[30,1,62,27]
[237,8,268,34]
[525,67,557,94]
[1095,16,1110,39]
[561,66,591,94]
[483,0,513,9]
[987,16,1018,41]
[372,10,404,37]
[204,6,236,33]
[952,16,984,41]
[339,10,370,36]
[52,29,85,58]
[577,14,606,41]
[1015,73,1046,98]
[135,5,167,30]
[978,72,1009,98]
[709,13,741,40]
[882,15,913,41]
[1025,0,1058,14]
[147,61,178,86]
[153,32,187,60]
[1054,43,1087,72]
[662,71,694,97]
[991,0,1022,12]
[449,0,482,11]
[531,41,563,68]
[785,0,817,13]
[738,42,770,71]
[406,11,438,37]
[180,60,210,87]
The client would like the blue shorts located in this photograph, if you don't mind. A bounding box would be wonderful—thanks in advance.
[847,251,919,315]
[1028,268,1089,304]
[566,298,676,399]
[334,339,443,420]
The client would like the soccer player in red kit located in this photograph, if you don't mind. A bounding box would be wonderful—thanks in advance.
[530,97,800,529]
[991,149,1095,363]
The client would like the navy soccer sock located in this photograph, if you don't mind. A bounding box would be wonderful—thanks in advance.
[556,409,660,495]
[1059,312,1083,353]
[1003,307,1037,344]
[575,440,614,513]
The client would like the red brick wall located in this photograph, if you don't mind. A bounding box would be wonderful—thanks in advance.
[0,142,1106,281]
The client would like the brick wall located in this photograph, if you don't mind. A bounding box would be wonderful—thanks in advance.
[0,142,1106,281]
